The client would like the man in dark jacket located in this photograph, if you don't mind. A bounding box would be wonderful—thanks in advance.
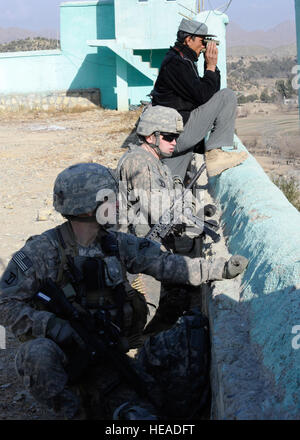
[151,18,247,180]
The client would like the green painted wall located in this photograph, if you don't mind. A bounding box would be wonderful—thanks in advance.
[0,1,118,109]
[0,1,228,109]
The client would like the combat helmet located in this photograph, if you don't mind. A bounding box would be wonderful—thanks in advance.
[136,105,183,137]
[53,162,117,217]
[136,105,183,158]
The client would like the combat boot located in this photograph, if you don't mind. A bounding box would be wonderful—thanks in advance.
[205,148,248,177]
[113,402,158,420]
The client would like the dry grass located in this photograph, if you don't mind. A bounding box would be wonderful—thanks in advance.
[272,175,300,211]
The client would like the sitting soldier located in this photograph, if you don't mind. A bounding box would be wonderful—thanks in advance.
[117,105,214,246]
[117,105,183,239]
[117,105,219,332]
[0,162,248,419]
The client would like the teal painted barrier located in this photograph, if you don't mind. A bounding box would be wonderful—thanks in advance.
[209,137,300,418]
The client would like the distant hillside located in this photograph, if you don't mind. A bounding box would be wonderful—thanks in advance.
[0,27,58,44]
[0,37,60,53]
[227,21,296,48]
[227,44,297,58]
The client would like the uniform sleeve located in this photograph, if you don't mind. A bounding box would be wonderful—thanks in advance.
[117,232,226,285]
[163,57,220,107]
[0,235,58,339]
[119,156,156,232]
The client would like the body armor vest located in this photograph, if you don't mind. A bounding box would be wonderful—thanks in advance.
[44,222,148,349]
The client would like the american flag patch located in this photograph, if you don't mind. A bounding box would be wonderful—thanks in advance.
[12,251,33,273]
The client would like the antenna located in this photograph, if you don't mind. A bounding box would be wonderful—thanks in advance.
[179,12,193,20]
[178,3,197,16]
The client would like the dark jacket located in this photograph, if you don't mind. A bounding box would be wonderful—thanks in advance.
[151,44,221,124]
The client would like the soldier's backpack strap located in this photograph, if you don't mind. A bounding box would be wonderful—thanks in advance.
[43,222,78,285]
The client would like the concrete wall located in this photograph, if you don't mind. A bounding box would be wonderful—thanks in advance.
[114,0,195,49]
[206,137,300,419]
[0,88,100,111]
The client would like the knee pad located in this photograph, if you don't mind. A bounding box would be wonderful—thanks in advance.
[137,308,210,417]
[15,338,68,401]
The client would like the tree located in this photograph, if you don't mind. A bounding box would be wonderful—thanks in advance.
[275,80,287,99]
[260,89,271,103]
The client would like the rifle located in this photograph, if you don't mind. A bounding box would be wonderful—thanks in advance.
[36,279,154,404]
[146,163,221,243]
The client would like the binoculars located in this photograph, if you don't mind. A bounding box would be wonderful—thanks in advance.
[202,37,220,53]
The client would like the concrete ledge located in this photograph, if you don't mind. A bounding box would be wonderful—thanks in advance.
[207,137,300,419]
[0,50,62,59]
[0,88,101,112]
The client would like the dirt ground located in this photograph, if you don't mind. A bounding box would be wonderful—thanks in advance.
[236,103,300,184]
[0,103,299,420]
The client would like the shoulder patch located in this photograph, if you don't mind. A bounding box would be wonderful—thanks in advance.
[2,271,17,286]
[12,251,33,273]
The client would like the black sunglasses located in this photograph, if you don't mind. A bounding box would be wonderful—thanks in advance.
[160,133,180,142]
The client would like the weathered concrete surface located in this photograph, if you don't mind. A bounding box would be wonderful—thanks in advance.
[207,137,300,419]
[0,88,100,112]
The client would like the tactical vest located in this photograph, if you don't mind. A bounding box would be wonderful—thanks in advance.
[44,222,148,349]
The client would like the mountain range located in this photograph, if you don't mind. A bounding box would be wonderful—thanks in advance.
[0,20,297,48]
[226,20,296,48]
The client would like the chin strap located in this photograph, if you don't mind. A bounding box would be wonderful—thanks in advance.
[146,131,173,159]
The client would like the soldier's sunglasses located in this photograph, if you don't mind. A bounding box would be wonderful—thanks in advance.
[160,133,180,142]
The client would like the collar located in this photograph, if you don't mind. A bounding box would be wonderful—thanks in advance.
[173,41,199,62]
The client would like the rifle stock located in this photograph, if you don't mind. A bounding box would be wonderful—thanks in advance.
[36,279,153,403]
[146,163,220,243]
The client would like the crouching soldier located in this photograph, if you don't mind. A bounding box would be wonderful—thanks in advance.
[0,163,248,419]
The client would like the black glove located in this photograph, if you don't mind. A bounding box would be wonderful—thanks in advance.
[204,204,216,218]
[46,316,85,349]
[223,255,248,279]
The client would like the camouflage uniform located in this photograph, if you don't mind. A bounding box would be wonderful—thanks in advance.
[117,143,174,237]
[0,222,228,418]
[0,162,247,419]
[117,106,202,333]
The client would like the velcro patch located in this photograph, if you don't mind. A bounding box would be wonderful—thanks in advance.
[4,271,17,286]
[12,251,33,273]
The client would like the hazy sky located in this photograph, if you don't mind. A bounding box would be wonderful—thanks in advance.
[0,0,296,32]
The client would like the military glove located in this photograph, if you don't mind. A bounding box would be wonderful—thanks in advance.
[223,255,248,279]
[46,316,85,349]
[204,204,217,218]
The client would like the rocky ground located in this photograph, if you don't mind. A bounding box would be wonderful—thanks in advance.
[0,104,298,420]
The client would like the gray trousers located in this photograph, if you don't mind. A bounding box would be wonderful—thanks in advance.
[162,88,237,180]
